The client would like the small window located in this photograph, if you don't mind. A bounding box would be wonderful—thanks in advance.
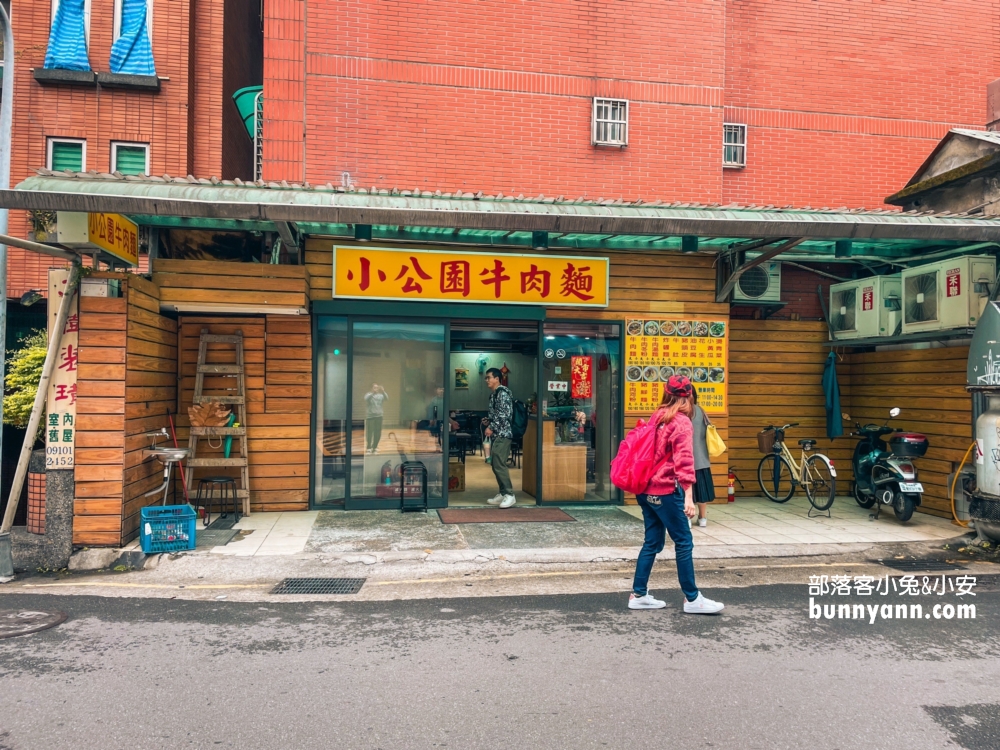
[113,0,153,41]
[593,98,628,147]
[724,123,747,168]
[47,138,86,172]
[111,141,149,175]
[51,0,93,43]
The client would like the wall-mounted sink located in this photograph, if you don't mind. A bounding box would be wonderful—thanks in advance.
[145,447,190,463]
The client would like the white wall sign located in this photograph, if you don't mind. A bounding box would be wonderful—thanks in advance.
[547,381,568,392]
[45,268,79,469]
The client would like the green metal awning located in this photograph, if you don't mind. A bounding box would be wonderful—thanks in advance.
[6,171,1000,260]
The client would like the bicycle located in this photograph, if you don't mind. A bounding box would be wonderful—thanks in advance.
[756,423,837,511]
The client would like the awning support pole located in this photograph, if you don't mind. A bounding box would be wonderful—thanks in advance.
[716,237,806,302]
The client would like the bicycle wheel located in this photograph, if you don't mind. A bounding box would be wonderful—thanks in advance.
[803,454,836,511]
[757,454,795,502]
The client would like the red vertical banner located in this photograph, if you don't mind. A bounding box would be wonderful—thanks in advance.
[571,355,592,398]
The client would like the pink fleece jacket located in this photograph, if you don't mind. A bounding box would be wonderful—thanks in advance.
[642,412,696,497]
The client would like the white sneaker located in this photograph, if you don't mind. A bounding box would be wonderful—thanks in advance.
[698,517,707,527]
[487,493,504,505]
[629,593,666,610]
[499,494,516,509]
[683,593,724,614]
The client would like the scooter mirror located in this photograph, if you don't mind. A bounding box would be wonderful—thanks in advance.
[889,407,901,418]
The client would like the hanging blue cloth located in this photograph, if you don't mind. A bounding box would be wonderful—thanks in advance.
[822,350,844,439]
[109,0,156,76]
[43,0,92,71]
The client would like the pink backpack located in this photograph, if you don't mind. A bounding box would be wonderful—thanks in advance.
[610,418,659,495]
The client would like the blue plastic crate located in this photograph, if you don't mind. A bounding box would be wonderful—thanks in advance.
[140,504,197,554]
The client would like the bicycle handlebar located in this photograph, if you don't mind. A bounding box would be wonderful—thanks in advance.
[763,423,799,432]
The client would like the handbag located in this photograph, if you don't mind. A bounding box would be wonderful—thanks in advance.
[705,419,727,458]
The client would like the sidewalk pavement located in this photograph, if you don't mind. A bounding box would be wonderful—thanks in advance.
[168,494,964,565]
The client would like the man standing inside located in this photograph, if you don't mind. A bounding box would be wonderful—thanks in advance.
[483,367,515,508]
[364,383,388,454]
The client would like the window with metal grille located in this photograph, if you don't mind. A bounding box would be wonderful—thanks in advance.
[48,138,85,172]
[592,98,628,147]
[111,142,149,175]
[723,123,746,168]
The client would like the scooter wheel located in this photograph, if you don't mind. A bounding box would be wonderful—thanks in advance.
[893,493,916,523]
[853,482,876,508]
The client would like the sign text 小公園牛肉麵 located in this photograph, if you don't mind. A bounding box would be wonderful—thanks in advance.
[624,318,728,416]
[333,246,609,307]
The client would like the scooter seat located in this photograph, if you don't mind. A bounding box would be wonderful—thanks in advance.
[798,439,817,448]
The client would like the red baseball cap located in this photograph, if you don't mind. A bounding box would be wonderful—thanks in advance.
[667,375,693,398]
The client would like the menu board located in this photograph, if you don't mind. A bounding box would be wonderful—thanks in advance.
[625,318,728,415]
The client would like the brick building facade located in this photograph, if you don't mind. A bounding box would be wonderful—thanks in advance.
[262,0,999,211]
[5,0,261,298]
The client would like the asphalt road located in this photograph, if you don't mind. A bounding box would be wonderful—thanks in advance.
[1,582,999,750]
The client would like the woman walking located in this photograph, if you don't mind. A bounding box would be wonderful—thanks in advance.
[691,388,714,527]
[629,376,724,614]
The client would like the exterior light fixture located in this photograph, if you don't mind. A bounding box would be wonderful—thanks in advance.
[354,224,373,242]
[532,231,548,250]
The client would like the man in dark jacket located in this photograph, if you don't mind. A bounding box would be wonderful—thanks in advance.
[483,367,515,508]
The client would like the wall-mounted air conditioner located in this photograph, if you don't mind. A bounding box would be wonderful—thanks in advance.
[734,262,782,303]
[829,274,902,340]
[901,255,996,334]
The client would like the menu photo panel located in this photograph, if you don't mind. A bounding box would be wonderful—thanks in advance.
[624,318,728,416]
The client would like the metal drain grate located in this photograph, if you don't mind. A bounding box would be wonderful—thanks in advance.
[879,559,967,572]
[271,578,366,595]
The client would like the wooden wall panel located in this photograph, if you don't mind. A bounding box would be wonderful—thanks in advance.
[846,346,972,519]
[153,259,309,309]
[73,290,127,546]
[727,320,855,498]
[176,316,311,513]
[121,274,178,543]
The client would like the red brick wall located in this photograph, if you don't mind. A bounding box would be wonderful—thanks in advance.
[5,0,227,298]
[262,0,999,205]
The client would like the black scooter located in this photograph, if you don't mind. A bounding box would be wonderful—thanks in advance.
[849,407,929,522]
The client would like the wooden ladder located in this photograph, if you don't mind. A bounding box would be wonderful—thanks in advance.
[185,329,251,517]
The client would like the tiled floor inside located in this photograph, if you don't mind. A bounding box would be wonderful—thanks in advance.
[619,495,961,546]
[199,494,963,557]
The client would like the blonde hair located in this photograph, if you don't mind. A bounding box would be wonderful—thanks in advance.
[654,391,693,426]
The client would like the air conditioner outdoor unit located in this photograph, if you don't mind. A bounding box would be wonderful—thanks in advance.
[734,262,782,303]
[901,255,996,335]
[829,274,902,340]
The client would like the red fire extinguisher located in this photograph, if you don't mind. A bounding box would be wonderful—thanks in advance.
[728,469,736,503]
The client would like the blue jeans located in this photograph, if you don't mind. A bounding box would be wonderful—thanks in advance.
[632,488,699,602]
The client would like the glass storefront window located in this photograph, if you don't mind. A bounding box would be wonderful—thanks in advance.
[314,317,349,505]
[349,322,445,504]
[537,323,620,502]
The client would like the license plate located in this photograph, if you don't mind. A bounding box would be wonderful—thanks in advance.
[899,482,923,493]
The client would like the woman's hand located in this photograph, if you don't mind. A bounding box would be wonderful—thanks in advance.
[684,487,696,519]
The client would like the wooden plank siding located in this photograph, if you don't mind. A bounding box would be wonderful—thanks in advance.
[305,239,730,503]
[73,273,178,546]
[727,320,855,498]
[845,346,972,518]
[174,316,312,512]
[153,259,309,309]
[122,274,179,542]
[727,318,973,521]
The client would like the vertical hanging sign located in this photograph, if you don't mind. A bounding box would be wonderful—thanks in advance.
[45,268,79,469]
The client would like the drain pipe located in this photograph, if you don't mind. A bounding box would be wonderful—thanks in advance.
[0,262,81,577]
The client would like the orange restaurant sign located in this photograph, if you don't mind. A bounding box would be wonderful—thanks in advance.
[333,246,609,307]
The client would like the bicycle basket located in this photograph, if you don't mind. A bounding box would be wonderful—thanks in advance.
[757,429,777,455]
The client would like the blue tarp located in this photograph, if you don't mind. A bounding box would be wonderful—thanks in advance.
[822,351,844,439]
[109,0,156,76]
[43,0,92,71]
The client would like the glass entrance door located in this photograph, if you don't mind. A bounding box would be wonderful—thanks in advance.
[536,322,621,502]
[348,322,446,509]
